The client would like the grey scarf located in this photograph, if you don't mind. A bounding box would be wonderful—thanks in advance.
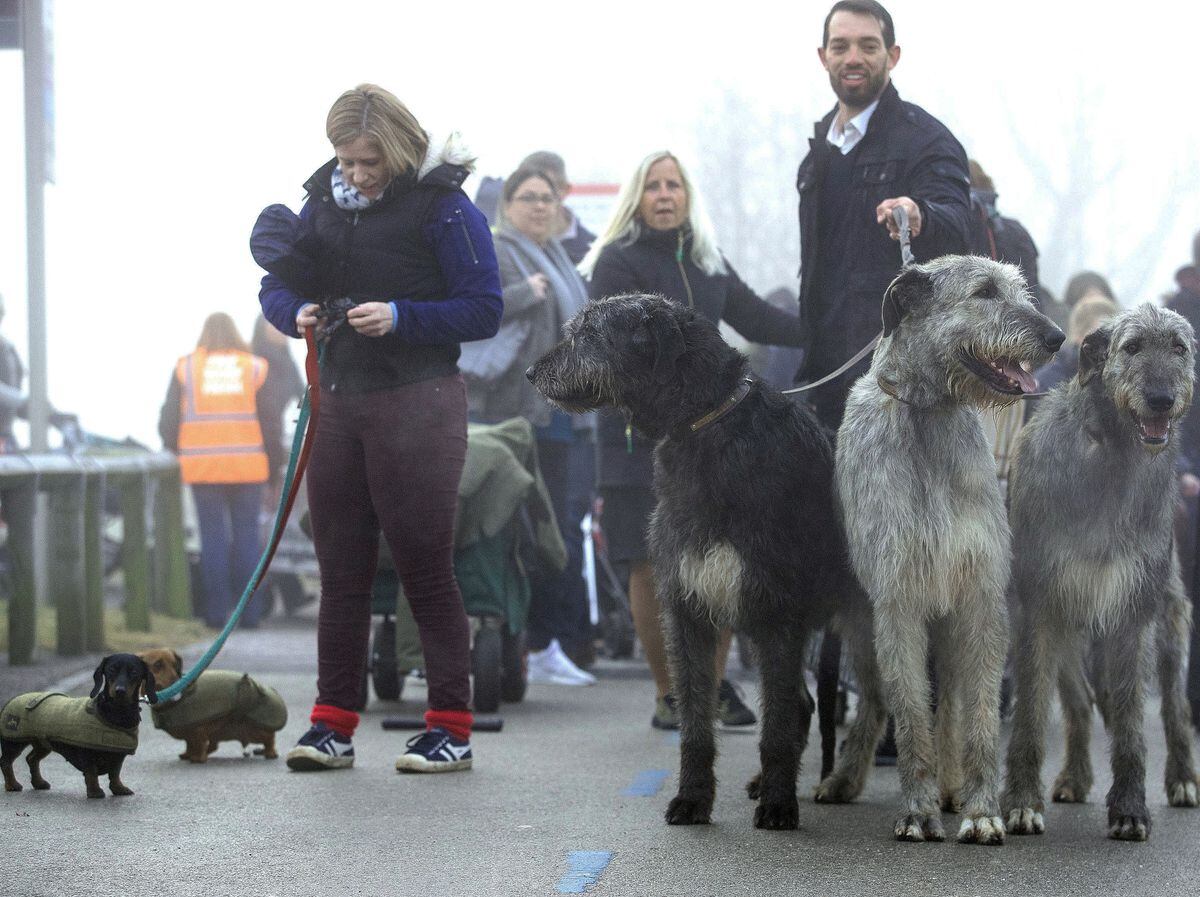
[496,227,589,329]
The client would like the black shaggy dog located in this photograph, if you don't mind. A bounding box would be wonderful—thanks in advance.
[527,293,879,829]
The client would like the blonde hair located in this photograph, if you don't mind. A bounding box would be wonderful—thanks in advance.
[326,84,428,181]
[579,151,726,278]
[196,313,249,353]
[1068,294,1119,345]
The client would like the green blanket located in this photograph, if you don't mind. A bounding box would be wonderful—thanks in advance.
[1,692,138,754]
[150,670,287,733]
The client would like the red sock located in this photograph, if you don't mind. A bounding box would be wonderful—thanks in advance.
[425,708,472,741]
[311,704,359,737]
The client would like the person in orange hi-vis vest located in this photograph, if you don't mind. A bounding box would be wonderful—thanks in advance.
[159,312,275,630]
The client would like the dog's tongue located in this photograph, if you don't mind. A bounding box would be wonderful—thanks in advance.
[999,360,1038,393]
[1142,416,1170,440]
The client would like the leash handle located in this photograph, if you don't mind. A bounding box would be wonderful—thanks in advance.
[152,327,323,702]
[893,205,915,267]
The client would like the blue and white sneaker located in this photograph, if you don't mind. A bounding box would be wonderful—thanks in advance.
[286,723,355,771]
[394,727,473,773]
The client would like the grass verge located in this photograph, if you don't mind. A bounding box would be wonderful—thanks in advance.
[0,600,215,655]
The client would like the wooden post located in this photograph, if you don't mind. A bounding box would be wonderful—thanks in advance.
[83,469,106,652]
[154,465,192,619]
[120,472,151,632]
[48,472,86,655]
[4,477,38,664]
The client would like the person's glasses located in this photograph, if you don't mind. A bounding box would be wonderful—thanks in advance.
[514,193,558,206]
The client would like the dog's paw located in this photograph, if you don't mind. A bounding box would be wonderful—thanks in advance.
[1167,780,1199,808]
[86,788,106,799]
[30,778,49,791]
[1107,813,1150,841]
[1004,807,1045,835]
[894,812,945,842]
[814,773,859,804]
[745,772,761,800]
[1052,781,1089,803]
[4,781,22,793]
[754,796,799,831]
[665,795,712,826]
[110,784,133,797]
[940,789,962,813]
[957,815,1005,845]
[1051,771,1091,803]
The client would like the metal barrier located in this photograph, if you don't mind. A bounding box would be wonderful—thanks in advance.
[0,452,191,664]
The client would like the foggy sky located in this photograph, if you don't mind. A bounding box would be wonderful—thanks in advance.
[0,0,1197,448]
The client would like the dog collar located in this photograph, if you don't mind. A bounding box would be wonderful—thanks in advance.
[689,378,754,433]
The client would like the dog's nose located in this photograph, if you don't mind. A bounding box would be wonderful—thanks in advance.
[1146,392,1175,414]
[1042,327,1066,353]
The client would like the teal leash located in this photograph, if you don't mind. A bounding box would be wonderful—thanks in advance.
[150,331,324,702]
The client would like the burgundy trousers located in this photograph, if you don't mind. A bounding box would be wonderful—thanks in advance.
[306,374,470,713]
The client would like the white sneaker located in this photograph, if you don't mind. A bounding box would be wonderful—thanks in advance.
[526,639,597,686]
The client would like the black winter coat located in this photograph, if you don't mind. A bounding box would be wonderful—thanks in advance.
[796,82,970,417]
[589,225,804,488]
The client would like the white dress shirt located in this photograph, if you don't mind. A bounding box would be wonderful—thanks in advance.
[826,99,881,155]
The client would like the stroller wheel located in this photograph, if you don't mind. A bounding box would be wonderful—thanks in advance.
[371,616,404,702]
[501,628,527,703]
[472,623,502,713]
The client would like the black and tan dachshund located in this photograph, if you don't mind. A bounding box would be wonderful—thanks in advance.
[1,653,156,798]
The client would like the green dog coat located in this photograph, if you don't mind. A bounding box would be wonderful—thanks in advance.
[0,692,138,754]
[150,670,287,735]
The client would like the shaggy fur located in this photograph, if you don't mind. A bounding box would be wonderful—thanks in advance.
[1001,304,1199,841]
[527,293,878,830]
[1,654,155,799]
[834,256,1063,844]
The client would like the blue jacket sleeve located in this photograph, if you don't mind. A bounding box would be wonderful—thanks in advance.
[257,198,317,339]
[390,194,503,345]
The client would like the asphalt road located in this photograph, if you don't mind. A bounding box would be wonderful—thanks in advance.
[4,618,1200,897]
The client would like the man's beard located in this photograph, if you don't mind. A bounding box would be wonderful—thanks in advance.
[829,67,887,110]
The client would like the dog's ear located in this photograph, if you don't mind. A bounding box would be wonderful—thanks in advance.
[91,656,111,699]
[141,658,159,705]
[881,266,933,338]
[634,307,686,383]
[1079,325,1112,385]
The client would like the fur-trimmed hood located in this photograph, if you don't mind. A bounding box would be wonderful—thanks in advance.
[417,130,476,182]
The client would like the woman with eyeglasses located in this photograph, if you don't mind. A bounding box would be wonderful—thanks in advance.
[466,165,596,687]
[579,150,806,730]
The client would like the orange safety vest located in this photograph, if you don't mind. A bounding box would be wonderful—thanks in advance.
[176,349,270,485]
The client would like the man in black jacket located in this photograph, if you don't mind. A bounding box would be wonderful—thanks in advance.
[798,0,971,770]
[796,0,971,427]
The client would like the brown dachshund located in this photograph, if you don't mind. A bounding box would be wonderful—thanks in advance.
[139,648,287,763]
[2,653,155,798]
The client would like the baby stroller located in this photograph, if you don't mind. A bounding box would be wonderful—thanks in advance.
[365,418,567,713]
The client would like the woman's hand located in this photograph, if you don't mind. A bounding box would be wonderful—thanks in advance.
[528,273,550,300]
[296,303,321,330]
[347,301,395,337]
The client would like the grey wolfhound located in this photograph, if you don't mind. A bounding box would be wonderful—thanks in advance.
[1001,304,1199,841]
[527,293,880,830]
[834,256,1063,844]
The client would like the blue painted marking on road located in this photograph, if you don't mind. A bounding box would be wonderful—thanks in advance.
[623,769,670,797]
[555,850,614,894]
